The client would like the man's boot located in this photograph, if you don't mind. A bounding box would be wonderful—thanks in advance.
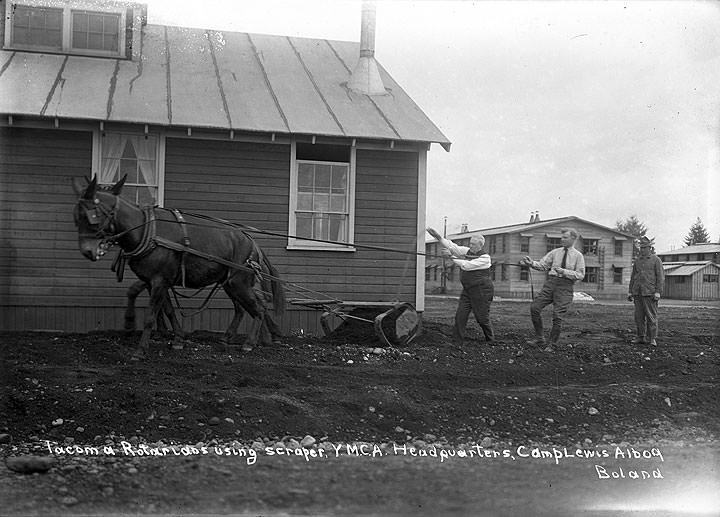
[549,323,562,344]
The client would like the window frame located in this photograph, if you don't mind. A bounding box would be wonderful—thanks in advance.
[703,274,718,283]
[546,237,561,253]
[92,128,166,207]
[614,240,623,257]
[4,0,127,58]
[582,266,599,284]
[520,265,529,281]
[613,266,623,284]
[582,238,599,256]
[287,140,356,251]
[520,236,530,253]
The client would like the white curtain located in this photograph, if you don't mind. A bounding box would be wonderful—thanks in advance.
[131,135,157,185]
[98,134,127,183]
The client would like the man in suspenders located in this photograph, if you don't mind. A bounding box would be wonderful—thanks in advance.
[521,227,585,350]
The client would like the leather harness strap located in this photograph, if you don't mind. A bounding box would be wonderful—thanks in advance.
[112,207,157,282]
[170,209,191,288]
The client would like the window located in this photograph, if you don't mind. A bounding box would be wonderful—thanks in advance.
[97,132,159,207]
[490,265,496,281]
[425,266,431,282]
[6,2,127,58]
[613,267,623,284]
[501,264,508,281]
[10,5,62,48]
[697,253,706,261]
[520,266,529,281]
[546,237,561,253]
[520,236,530,253]
[500,235,506,253]
[582,266,598,283]
[488,236,497,254]
[582,239,599,256]
[614,240,623,256]
[289,143,354,250]
[703,274,719,283]
[71,10,120,52]
[433,266,438,282]
[447,265,455,282]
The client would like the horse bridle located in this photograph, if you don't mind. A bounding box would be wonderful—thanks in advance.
[76,193,122,243]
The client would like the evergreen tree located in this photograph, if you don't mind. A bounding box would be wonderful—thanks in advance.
[684,218,710,246]
[614,215,647,239]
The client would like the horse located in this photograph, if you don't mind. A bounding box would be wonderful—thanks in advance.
[72,175,285,359]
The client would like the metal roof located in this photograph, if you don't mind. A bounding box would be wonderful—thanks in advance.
[663,261,719,276]
[0,25,451,149]
[429,216,635,242]
[658,243,720,256]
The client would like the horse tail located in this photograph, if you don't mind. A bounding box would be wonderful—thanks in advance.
[258,247,285,316]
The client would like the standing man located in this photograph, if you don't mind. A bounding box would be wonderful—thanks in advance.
[521,227,585,348]
[427,227,495,345]
[628,236,664,346]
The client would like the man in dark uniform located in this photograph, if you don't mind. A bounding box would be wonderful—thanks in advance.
[427,227,494,345]
[628,236,665,346]
[521,227,585,349]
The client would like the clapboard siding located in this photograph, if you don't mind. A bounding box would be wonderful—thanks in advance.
[162,140,419,305]
[2,129,422,332]
[0,127,153,329]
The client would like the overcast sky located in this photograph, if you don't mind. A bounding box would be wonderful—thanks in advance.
[146,0,720,252]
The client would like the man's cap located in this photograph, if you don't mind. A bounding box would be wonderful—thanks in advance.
[638,236,655,247]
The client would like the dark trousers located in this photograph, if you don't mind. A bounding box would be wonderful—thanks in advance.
[530,277,574,343]
[633,296,658,340]
[453,282,494,344]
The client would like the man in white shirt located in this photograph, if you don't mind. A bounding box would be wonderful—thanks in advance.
[521,227,585,349]
[427,227,495,345]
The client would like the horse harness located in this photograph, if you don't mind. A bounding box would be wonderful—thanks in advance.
[96,204,263,289]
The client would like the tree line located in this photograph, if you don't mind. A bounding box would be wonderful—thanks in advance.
[614,216,715,247]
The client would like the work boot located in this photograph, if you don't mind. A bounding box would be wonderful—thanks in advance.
[549,325,561,345]
[631,336,646,345]
[648,338,657,347]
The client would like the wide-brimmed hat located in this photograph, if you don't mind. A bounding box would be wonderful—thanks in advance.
[638,236,655,247]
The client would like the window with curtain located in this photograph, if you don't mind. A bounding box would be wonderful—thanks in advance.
[295,161,349,243]
[99,133,158,206]
[289,142,354,250]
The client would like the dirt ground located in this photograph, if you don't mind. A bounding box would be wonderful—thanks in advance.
[1,297,718,516]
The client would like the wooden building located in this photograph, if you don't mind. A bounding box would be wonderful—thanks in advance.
[426,215,635,300]
[0,0,450,333]
[662,262,720,301]
[657,243,720,265]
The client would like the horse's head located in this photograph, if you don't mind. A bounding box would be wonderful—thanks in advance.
[72,175,126,261]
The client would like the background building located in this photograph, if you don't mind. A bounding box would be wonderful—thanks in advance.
[657,243,720,300]
[657,243,720,264]
[426,214,635,300]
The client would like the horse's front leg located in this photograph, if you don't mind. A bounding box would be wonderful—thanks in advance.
[133,280,167,361]
[124,280,146,331]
